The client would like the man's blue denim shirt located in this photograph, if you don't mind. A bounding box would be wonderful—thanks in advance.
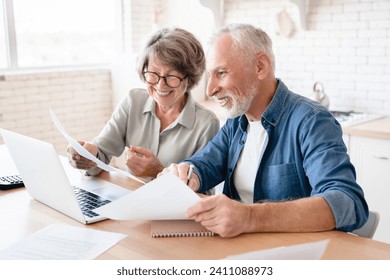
[185,79,368,232]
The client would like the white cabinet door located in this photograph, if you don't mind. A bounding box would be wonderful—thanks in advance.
[349,136,390,243]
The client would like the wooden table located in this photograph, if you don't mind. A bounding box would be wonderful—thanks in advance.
[1,168,390,260]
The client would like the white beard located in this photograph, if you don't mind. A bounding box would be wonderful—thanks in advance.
[223,85,257,119]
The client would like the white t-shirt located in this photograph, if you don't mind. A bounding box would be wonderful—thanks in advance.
[233,120,267,203]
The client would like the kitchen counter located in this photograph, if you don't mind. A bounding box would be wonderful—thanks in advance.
[199,98,390,140]
[342,116,390,140]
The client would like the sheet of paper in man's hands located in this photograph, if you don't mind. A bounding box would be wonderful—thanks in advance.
[94,173,201,220]
[49,108,144,184]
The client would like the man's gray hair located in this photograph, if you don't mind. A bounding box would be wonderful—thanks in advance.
[137,27,205,91]
[210,23,275,73]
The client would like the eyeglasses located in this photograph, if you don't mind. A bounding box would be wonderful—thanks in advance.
[142,71,187,88]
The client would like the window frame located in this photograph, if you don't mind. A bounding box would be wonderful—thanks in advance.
[1,0,17,70]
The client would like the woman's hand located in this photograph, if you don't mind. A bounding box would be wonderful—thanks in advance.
[125,145,164,178]
[67,141,98,170]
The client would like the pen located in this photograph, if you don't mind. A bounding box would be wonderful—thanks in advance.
[187,164,195,185]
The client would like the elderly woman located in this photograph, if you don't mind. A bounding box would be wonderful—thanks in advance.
[67,27,220,180]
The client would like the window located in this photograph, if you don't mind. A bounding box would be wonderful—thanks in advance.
[1,0,119,70]
[0,0,7,68]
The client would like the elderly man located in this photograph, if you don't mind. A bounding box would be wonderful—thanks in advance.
[161,23,368,238]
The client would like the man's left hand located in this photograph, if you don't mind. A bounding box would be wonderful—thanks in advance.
[187,194,251,238]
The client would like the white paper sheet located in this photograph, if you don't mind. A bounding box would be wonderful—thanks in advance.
[0,224,127,260]
[50,108,145,184]
[224,239,329,260]
[94,173,201,220]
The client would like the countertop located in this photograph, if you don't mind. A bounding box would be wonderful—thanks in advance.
[342,116,390,140]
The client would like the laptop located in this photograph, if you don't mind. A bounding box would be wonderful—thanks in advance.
[0,128,131,224]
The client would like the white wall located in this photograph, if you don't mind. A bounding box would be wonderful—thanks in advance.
[110,0,153,108]
[122,0,390,114]
[156,0,215,102]
[223,0,390,115]
[0,69,112,154]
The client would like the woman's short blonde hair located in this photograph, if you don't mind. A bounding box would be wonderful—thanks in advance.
[137,27,205,92]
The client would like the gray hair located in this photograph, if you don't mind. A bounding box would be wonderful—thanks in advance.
[210,23,275,73]
[137,27,205,91]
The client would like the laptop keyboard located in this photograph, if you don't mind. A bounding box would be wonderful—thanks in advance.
[73,187,111,218]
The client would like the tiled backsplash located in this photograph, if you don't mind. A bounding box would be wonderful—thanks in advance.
[223,0,390,115]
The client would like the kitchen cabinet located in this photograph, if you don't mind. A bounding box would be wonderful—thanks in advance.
[349,136,390,243]
[346,117,390,243]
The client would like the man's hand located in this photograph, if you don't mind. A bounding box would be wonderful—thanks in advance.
[67,141,98,170]
[158,162,200,191]
[187,194,251,238]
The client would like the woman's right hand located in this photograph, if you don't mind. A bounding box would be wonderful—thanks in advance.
[67,141,98,170]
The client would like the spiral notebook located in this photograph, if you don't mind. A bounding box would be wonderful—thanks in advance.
[151,220,215,238]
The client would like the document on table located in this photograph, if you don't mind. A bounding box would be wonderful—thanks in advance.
[224,239,329,260]
[0,224,127,260]
[94,173,201,220]
[49,108,145,184]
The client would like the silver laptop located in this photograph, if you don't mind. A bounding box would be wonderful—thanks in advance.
[0,128,130,224]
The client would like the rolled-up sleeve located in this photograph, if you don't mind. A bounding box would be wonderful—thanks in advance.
[300,110,368,231]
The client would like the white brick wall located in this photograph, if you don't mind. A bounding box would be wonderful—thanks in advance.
[123,0,155,53]
[2,0,389,156]
[126,0,390,114]
[0,69,112,155]
[223,0,390,115]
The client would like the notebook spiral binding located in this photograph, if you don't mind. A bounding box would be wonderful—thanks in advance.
[150,220,215,238]
[152,231,215,238]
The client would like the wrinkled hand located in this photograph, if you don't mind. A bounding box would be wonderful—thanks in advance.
[187,194,251,238]
[158,162,200,191]
[67,141,98,170]
[125,146,164,178]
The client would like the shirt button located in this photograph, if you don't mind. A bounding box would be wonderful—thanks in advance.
[240,140,245,145]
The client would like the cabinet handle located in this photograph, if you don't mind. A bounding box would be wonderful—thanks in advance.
[373,155,389,160]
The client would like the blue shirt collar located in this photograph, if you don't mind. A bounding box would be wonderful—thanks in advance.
[238,78,289,131]
[262,78,289,127]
